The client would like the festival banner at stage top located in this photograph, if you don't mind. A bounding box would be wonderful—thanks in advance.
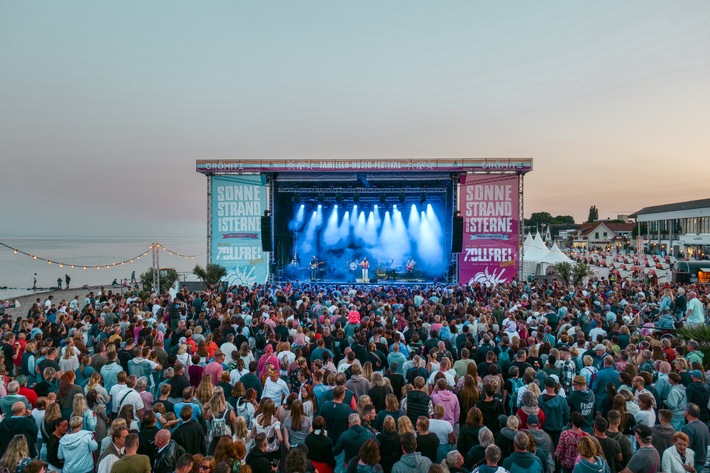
[458,174,519,286]
[211,175,269,285]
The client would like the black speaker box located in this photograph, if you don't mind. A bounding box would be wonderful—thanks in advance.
[261,216,272,252]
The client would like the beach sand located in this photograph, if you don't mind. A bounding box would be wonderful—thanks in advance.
[2,285,122,320]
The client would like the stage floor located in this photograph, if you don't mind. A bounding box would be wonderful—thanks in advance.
[275,278,434,287]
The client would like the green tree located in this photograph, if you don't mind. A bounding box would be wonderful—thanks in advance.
[526,212,554,227]
[571,262,595,285]
[193,263,227,288]
[550,262,573,284]
[553,215,575,225]
[139,268,179,293]
[587,206,599,223]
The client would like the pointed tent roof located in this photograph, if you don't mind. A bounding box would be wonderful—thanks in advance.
[524,232,550,263]
[544,243,573,264]
[523,233,534,251]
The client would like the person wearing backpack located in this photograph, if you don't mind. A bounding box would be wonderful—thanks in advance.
[504,367,524,415]
[495,339,513,375]
[204,391,236,455]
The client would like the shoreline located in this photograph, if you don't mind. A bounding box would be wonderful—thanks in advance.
[2,285,126,321]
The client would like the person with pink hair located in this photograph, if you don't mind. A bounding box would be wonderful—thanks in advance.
[258,344,278,378]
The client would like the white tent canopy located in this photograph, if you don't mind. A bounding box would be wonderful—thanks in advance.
[544,242,573,264]
[523,232,550,263]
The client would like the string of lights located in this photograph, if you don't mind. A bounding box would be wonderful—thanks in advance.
[0,242,197,270]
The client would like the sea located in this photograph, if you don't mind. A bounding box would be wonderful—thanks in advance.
[0,236,207,301]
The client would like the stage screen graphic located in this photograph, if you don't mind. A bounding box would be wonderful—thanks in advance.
[211,175,269,285]
[458,174,519,286]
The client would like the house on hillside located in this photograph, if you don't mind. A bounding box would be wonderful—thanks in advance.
[571,221,634,250]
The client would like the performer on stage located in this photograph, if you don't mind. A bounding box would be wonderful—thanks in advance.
[360,257,370,282]
[406,258,416,273]
[387,257,397,281]
[310,256,320,281]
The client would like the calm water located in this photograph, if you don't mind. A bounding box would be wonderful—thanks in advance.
[0,236,207,300]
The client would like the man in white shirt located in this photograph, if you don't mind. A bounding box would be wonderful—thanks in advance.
[262,368,290,407]
[219,334,238,359]
[116,375,145,421]
[683,291,706,328]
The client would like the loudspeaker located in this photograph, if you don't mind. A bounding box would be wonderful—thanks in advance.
[452,215,464,253]
[260,216,272,252]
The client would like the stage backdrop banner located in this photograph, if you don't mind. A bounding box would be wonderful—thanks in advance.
[211,175,269,285]
[458,174,519,286]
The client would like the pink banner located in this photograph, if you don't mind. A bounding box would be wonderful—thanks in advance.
[458,174,519,286]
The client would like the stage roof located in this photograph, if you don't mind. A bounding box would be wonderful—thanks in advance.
[196,158,532,174]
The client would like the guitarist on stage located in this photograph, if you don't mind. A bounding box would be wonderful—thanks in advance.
[406,258,416,274]
[360,257,370,282]
[310,256,320,281]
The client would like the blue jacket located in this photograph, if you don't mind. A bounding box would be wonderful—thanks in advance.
[593,367,620,408]
[58,430,98,473]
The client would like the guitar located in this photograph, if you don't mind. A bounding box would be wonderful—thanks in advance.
[406,260,416,272]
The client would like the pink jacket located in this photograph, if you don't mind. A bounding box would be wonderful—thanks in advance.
[431,389,460,427]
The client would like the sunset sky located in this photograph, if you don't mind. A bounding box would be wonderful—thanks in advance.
[1,1,708,237]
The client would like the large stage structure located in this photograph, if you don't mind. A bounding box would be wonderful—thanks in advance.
[196,158,532,286]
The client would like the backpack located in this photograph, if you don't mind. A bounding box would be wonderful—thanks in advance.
[497,347,512,372]
[255,328,267,350]
[582,366,597,390]
[509,377,524,410]
[208,408,232,446]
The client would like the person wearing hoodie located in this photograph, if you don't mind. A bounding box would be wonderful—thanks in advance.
[345,364,372,398]
[526,415,554,473]
[651,409,676,458]
[58,415,98,473]
[431,378,460,428]
[391,432,432,473]
[685,370,709,422]
[539,377,569,447]
[666,373,687,431]
[502,431,543,473]
[573,436,611,473]
[567,375,596,433]
[495,415,519,459]
[334,413,376,468]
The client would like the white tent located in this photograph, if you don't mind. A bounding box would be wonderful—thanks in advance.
[544,242,573,264]
[523,233,534,251]
[523,232,549,263]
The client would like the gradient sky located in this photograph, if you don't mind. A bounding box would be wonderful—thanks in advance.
[1,1,709,237]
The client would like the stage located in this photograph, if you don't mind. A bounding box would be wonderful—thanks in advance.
[197,158,531,286]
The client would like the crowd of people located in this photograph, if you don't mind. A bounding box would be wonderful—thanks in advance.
[0,276,708,473]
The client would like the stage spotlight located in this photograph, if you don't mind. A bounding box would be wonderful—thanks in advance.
[420,192,427,204]
[379,193,387,204]
[398,192,405,204]
[353,192,360,203]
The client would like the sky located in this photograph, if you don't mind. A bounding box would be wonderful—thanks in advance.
[1,1,709,237]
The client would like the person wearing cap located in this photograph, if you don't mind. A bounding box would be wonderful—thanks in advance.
[681,403,710,473]
[591,343,610,370]
[592,356,620,410]
[619,424,660,473]
[685,370,710,423]
[525,415,554,473]
[539,376,569,448]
